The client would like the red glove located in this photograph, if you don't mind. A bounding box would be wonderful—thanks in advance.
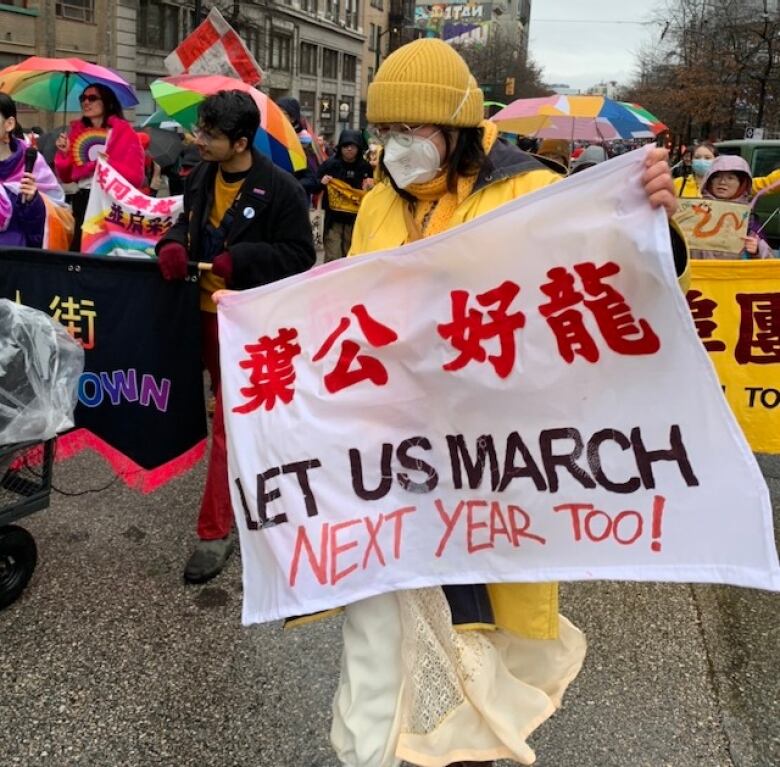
[157,242,189,281]
[211,250,233,283]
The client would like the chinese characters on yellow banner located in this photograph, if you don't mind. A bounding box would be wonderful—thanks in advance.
[689,260,780,453]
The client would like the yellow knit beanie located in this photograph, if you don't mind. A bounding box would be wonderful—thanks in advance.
[367,38,484,127]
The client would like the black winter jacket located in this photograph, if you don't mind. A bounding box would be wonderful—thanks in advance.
[157,150,316,290]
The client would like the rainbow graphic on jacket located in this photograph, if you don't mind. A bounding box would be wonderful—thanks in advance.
[71,127,109,167]
[81,156,183,258]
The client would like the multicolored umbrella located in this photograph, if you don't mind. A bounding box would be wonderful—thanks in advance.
[0,56,138,115]
[619,102,667,135]
[150,75,307,173]
[491,96,667,141]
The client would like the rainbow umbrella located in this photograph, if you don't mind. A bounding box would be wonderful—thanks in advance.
[491,95,667,141]
[0,56,138,117]
[619,102,667,135]
[150,75,307,173]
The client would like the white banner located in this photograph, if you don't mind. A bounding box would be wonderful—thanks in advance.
[81,157,182,258]
[219,148,780,625]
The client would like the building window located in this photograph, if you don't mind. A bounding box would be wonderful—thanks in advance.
[56,0,94,22]
[236,25,260,61]
[367,65,374,84]
[271,34,292,72]
[338,96,354,124]
[370,0,383,9]
[300,42,318,76]
[325,0,339,20]
[322,48,338,80]
[299,90,316,123]
[320,91,336,125]
[344,0,358,28]
[342,54,356,83]
[368,23,376,52]
[137,0,180,51]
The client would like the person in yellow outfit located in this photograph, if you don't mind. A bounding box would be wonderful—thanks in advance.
[674,141,780,198]
[329,38,684,767]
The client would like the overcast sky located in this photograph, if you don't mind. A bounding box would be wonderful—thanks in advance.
[528,0,665,91]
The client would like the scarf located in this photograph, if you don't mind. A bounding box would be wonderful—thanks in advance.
[405,120,499,239]
[0,137,67,234]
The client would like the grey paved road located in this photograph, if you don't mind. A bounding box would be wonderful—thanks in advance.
[1,450,778,767]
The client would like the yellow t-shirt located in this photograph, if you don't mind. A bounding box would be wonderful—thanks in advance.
[200,169,243,313]
[674,175,701,198]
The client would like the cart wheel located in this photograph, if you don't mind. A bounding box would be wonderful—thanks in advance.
[0,525,37,610]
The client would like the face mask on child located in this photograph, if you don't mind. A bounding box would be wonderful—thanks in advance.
[692,158,712,176]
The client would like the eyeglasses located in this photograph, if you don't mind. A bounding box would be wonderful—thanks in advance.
[191,125,222,144]
[79,94,102,104]
[371,124,437,148]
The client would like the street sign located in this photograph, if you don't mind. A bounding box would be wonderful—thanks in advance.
[745,127,765,140]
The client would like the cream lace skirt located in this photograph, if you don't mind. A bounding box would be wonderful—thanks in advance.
[331,588,586,767]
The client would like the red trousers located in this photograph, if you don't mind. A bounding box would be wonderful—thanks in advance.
[197,311,233,540]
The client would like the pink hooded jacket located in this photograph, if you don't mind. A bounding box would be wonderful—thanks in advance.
[694,154,773,260]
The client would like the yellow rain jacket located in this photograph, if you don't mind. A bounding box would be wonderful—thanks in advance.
[346,134,689,641]
[348,138,565,640]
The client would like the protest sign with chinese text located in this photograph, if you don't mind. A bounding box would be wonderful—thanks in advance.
[219,149,780,625]
[689,260,780,453]
[165,8,264,86]
[81,158,182,259]
[673,198,750,254]
[326,178,367,214]
[0,248,206,492]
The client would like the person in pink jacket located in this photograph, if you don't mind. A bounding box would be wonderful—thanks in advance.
[54,82,144,251]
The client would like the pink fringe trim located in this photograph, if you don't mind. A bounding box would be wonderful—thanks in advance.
[55,428,206,494]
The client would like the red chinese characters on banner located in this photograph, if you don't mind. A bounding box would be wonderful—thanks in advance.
[735,293,780,364]
[313,304,399,393]
[539,261,660,363]
[438,280,525,378]
[686,290,727,352]
[233,328,301,414]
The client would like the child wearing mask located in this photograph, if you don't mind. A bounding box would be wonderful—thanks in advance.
[675,141,780,199]
[691,154,773,260]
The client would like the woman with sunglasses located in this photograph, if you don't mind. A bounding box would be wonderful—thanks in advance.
[54,83,144,250]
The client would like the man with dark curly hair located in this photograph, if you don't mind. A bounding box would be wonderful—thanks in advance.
[156,90,316,584]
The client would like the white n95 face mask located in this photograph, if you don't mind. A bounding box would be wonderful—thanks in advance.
[382,132,442,189]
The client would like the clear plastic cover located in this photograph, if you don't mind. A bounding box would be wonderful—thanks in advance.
[0,299,85,446]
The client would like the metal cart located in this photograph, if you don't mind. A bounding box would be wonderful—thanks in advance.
[0,438,55,610]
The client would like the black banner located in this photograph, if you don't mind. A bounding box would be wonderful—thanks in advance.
[0,248,206,488]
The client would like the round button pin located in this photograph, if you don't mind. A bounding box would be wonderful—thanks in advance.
[243,206,255,219]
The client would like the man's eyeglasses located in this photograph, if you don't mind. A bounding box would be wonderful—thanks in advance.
[79,94,102,104]
[191,125,222,144]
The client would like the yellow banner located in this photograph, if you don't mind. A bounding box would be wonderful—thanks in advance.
[689,260,780,453]
[326,178,366,214]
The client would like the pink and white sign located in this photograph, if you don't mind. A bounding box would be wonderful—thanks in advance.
[219,148,780,625]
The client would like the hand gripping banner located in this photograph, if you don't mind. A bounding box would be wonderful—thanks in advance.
[0,248,206,492]
[219,149,780,625]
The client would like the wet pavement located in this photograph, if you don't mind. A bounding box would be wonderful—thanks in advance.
[1,450,778,767]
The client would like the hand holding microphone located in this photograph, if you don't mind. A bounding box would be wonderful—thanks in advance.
[19,147,38,204]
